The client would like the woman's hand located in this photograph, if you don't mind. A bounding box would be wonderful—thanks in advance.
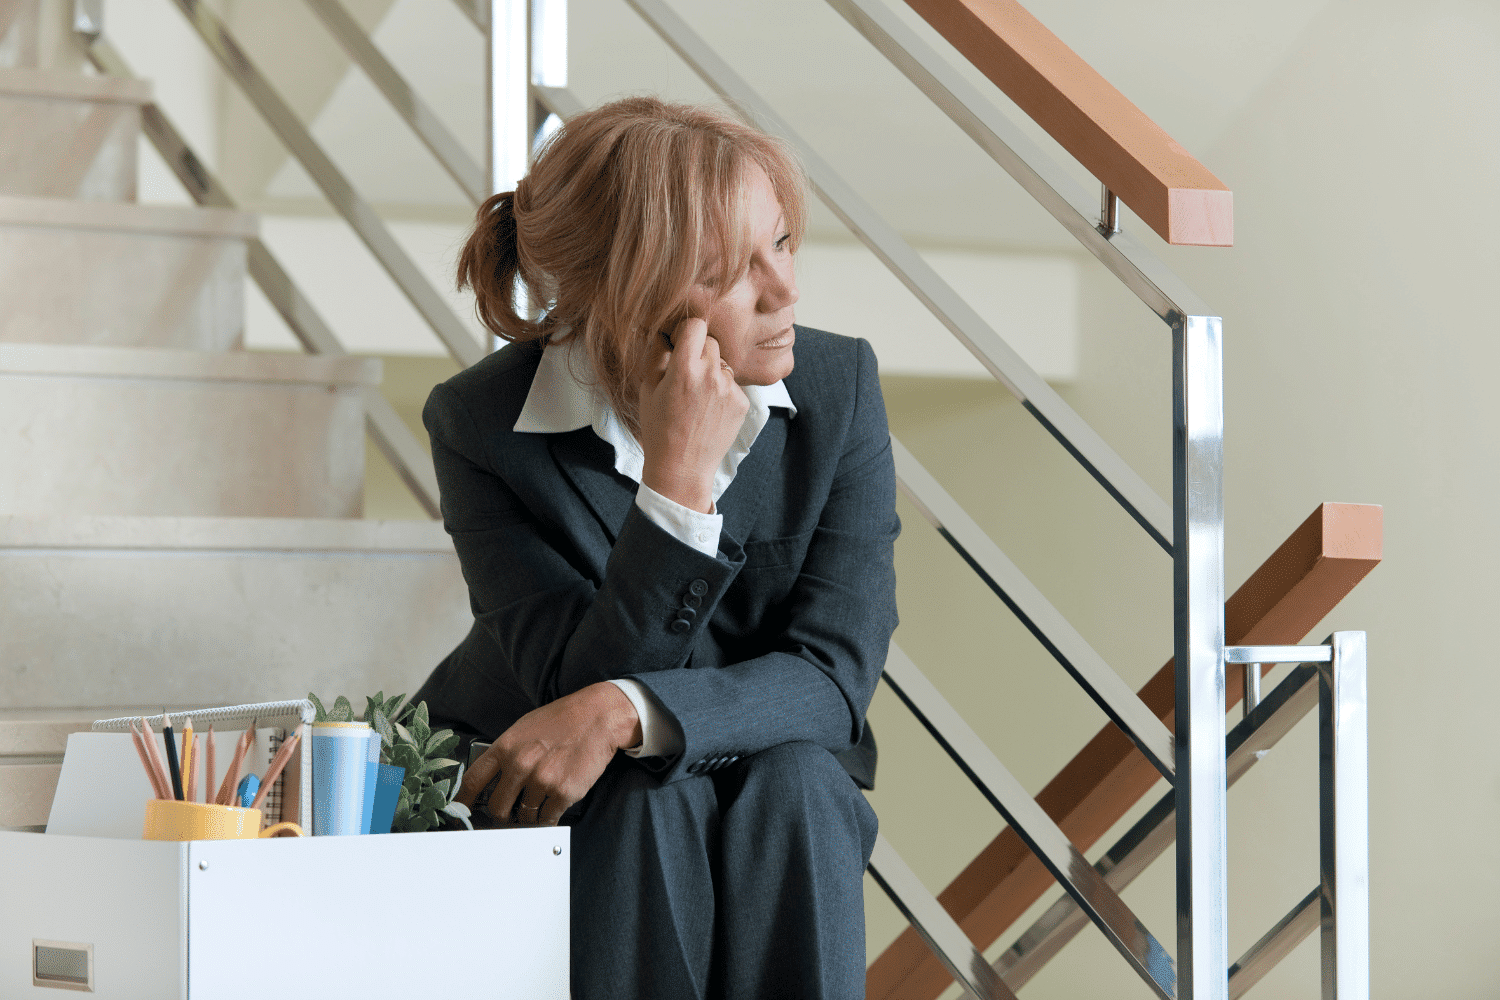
[637,317,749,514]
[457,682,642,827]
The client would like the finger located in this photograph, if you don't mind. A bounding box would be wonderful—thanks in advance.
[484,762,532,826]
[456,743,502,808]
[537,791,571,827]
[669,316,710,372]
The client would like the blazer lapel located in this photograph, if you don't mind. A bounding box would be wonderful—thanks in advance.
[717,411,788,544]
[548,428,636,548]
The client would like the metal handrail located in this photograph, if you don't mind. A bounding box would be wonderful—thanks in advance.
[824,0,1211,325]
[884,644,1177,999]
[73,28,442,518]
[997,660,1322,989]
[892,436,1176,780]
[867,834,1019,1000]
[164,0,485,369]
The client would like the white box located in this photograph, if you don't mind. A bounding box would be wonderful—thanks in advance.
[0,827,570,998]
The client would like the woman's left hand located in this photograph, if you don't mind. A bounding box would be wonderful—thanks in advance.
[457,681,643,827]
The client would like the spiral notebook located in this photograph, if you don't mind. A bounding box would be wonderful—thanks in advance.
[46,700,315,839]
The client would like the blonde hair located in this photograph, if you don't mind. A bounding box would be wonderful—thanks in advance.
[456,96,806,429]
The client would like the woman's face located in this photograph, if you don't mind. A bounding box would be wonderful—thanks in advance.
[690,165,799,386]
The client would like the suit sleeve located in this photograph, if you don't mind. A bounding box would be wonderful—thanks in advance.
[628,338,900,783]
[425,380,749,710]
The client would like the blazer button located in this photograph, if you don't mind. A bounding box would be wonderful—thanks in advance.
[682,593,702,609]
[670,618,692,633]
[676,605,697,621]
[689,579,708,597]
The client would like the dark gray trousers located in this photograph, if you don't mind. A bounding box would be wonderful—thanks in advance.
[568,741,878,1000]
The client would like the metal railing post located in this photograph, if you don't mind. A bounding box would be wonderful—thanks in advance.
[1173,314,1227,1000]
[1321,632,1370,1000]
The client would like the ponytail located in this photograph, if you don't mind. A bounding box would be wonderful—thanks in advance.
[457,190,547,344]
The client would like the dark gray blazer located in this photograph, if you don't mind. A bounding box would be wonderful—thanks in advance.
[410,325,898,788]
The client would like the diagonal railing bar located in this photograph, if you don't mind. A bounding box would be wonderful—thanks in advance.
[996,662,1320,990]
[892,436,1175,780]
[450,0,487,30]
[535,83,584,120]
[868,835,1019,1000]
[1228,888,1320,1000]
[824,0,1209,324]
[305,0,486,206]
[620,0,1173,554]
[77,31,442,518]
[884,644,1177,1000]
[166,0,484,369]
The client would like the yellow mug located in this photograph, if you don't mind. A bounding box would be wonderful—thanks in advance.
[143,799,305,841]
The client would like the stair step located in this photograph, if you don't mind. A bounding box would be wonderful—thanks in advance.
[0,515,470,711]
[0,344,378,518]
[0,195,253,350]
[0,67,148,201]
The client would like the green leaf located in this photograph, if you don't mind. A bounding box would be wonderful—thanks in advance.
[392,743,422,773]
[449,763,465,802]
[393,722,415,747]
[383,694,407,720]
[395,786,411,811]
[420,785,446,811]
[410,702,431,747]
[426,730,459,760]
[370,710,395,748]
[362,691,384,724]
[419,757,459,777]
[408,811,434,833]
[441,801,473,830]
[430,778,451,801]
[330,696,354,723]
[307,692,328,723]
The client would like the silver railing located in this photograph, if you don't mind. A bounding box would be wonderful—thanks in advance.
[68,2,1370,997]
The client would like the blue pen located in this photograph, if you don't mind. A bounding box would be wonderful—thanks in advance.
[237,774,260,809]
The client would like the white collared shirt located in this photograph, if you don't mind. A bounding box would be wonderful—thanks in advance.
[513,336,798,758]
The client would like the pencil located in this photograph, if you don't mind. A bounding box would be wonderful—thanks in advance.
[139,716,172,801]
[128,721,167,799]
[181,717,194,799]
[161,710,184,801]
[249,724,302,812]
[217,728,250,806]
[205,726,216,806]
[184,734,199,803]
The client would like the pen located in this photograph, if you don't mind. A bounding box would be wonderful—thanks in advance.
[161,709,184,801]
[181,717,194,800]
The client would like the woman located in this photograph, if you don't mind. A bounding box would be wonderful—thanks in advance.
[411,96,899,999]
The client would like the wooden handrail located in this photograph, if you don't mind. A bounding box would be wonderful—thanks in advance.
[905,0,1232,247]
[867,502,1382,999]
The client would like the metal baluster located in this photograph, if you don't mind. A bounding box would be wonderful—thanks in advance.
[1173,314,1227,1000]
[1321,632,1370,1000]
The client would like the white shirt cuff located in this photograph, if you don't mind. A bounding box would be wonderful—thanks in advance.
[607,678,685,759]
[635,482,722,557]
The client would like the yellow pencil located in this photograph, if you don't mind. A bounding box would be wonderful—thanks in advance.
[181,717,194,798]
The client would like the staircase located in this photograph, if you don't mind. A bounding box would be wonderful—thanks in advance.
[0,0,471,831]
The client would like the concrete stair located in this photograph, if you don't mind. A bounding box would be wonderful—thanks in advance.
[0,9,469,829]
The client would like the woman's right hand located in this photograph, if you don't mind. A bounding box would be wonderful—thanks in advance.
[637,317,749,514]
